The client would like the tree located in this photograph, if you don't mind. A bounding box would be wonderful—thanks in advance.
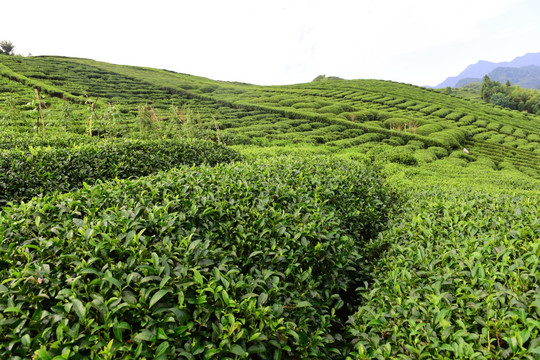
[489,93,515,109]
[0,40,15,55]
[480,75,503,101]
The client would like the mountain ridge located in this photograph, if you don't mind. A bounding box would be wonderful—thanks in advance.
[435,52,540,88]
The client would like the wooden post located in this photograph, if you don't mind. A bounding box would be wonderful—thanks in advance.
[34,88,46,136]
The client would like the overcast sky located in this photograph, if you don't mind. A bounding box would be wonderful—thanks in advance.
[1,0,538,86]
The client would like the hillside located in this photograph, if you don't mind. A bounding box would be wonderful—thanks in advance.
[0,55,539,359]
[2,55,539,178]
[436,52,540,88]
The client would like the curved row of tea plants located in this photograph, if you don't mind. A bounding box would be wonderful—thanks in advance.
[0,132,101,150]
[347,185,540,359]
[0,138,242,205]
[0,156,397,359]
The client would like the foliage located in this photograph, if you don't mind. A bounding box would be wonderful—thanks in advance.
[312,75,344,82]
[481,75,540,114]
[0,138,242,205]
[0,156,397,359]
[347,187,540,359]
[0,54,540,359]
[0,41,15,55]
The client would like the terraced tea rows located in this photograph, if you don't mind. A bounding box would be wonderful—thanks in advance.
[0,54,539,359]
[2,55,539,179]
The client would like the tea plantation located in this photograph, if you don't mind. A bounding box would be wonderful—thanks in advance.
[0,54,539,359]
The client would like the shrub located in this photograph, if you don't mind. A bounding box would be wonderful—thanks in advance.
[474,119,488,127]
[473,131,496,141]
[0,138,243,205]
[431,108,453,118]
[429,129,466,149]
[362,121,383,128]
[458,115,477,125]
[347,190,540,359]
[487,133,507,144]
[445,111,466,121]
[486,122,502,131]
[292,102,317,109]
[419,105,440,114]
[367,146,418,166]
[414,149,438,163]
[415,123,444,136]
[469,155,496,170]
[513,128,528,139]
[278,99,298,107]
[499,125,515,135]
[427,146,448,158]
[0,156,397,359]
[317,104,354,115]
[326,132,387,148]
[406,140,426,149]
[349,110,390,122]
[383,136,405,146]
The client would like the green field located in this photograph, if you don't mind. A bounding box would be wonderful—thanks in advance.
[1,54,539,359]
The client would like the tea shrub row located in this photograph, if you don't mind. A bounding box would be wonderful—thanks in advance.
[0,156,397,359]
[0,138,242,205]
[348,188,540,359]
[0,132,97,150]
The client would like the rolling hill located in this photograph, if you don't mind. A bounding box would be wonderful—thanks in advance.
[0,54,539,359]
[1,54,539,178]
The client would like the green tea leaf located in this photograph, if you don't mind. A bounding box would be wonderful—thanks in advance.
[21,334,31,347]
[204,349,220,359]
[3,307,22,314]
[295,301,312,308]
[134,329,154,343]
[72,298,86,321]
[103,275,122,289]
[155,341,170,357]
[230,344,246,357]
[149,289,172,308]
[34,348,53,360]
[192,269,203,286]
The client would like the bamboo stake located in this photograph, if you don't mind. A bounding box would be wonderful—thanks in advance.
[211,113,223,145]
[89,101,94,137]
[34,88,46,136]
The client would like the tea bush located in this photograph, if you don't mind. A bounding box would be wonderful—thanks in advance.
[0,138,242,205]
[0,156,398,359]
[347,189,540,359]
[415,124,444,136]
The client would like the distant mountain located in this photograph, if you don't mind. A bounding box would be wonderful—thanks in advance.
[489,65,540,89]
[455,77,484,87]
[454,65,540,89]
[435,52,540,88]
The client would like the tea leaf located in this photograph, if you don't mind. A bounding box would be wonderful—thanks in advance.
[71,298,85,322]
[149,289,172,309]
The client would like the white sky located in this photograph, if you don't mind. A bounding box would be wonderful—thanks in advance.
[1,0,538,86]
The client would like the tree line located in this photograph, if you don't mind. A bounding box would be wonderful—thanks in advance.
[481,75,540,114]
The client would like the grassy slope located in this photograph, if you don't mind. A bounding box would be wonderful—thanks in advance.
[1,55,539,358]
